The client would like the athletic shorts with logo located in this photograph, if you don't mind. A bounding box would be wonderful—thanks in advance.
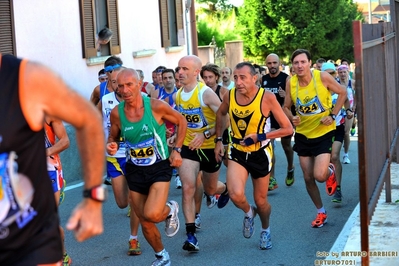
[181,146,222,173]
[48,170,63,193]
[106,156,126,178]
[228,143,273,179]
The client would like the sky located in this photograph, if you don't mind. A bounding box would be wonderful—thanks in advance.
[228,0,244,6]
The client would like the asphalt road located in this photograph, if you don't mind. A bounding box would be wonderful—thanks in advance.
[60,137,359,266]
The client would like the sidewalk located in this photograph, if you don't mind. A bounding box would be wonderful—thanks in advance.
[326,163,399,265]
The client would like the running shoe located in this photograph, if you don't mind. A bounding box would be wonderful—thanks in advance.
[63,252,72,266]
[259,231,272,250]
[268,177,278,191]
[175,175,182,189]
[195,213,201,230]
[217,191,229,209]
[182,232,199,252]
[285,169,295,186]
[311,212,328,228]
[151,250,170,266]
[104,176,112,186]
[165,200,180,237]
[243,205,257,238]
[326,163,337,196]
[332,187,342,203]
[342,155,351,164]
[59,179,66,205]
[127,206,131,217]
[204,193,219,209]
[350,128,356,136]
[127,239,142,256]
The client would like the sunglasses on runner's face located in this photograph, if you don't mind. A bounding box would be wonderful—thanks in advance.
[104,64,122,73]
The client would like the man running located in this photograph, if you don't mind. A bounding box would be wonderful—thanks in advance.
[283,49,346,228]
[107,68,187,266]
[215,62,293,250]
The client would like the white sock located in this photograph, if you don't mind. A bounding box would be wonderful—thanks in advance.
[344,153,348,157]
[129,235,137,240]
[156,249,166,256]
[246,206,253,218]
[261,227,270,234]
[317,207,326,214]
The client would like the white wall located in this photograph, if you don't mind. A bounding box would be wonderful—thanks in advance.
[12,0,187,100]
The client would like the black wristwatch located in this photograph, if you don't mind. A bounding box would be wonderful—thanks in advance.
[329,114,336,120]
[83,185,108,202]
[214,137,223,143]
[173,147,182,153]
[203,130,211,139]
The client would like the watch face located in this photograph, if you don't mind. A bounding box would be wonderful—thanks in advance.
[93,186,107,201]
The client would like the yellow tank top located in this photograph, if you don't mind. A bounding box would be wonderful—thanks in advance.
[229,87,271,152]
[290,70,335,138]
[176,82,216,149]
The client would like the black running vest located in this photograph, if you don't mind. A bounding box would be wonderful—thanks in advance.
[0,54,62,265]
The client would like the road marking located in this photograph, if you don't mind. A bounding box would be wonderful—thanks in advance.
[64,176,107,191]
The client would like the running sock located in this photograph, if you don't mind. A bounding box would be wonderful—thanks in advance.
[344,153,349,157]
[155,249,166,256]
[317,207,326,214]
[129,235,138,240]
[246,206,254,218]
[261,227,271,234]
[186,223,196,234]
[222,183,228,195]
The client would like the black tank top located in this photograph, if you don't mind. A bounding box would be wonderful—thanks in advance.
[0,54,62,264]
[261,72,288,106]
[215,85,222,101]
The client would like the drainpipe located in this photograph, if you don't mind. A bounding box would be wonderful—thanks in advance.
[189,0,198,56]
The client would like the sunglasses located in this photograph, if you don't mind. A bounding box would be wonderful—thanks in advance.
[104,64,122,73]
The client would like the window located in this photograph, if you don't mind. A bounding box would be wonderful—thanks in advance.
[159,0,185,48]
[79,0,121,58]
[0,0,16,55]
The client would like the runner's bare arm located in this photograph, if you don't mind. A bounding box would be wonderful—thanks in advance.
[45,117,70,157]
[21,60,104,242]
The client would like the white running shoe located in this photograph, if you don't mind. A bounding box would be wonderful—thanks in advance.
[151,250,170,266]
[175,175,182,189]
[205,194,219,209]
[195,213,201,229]
[165,201,180,237]
[343,155,351,164]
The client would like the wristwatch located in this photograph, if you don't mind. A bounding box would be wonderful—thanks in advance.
[329,113,336,120]
[173,147,182,153]
[203,130,211,139]
[214,137,223,143]
[83,185,108,202]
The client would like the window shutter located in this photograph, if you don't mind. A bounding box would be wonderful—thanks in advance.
[0,0,16,55]
[176,0,185,46]
[79,0,97,58]
[159,0,171,47]
[107,0,121,55]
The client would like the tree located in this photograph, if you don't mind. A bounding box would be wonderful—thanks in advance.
[237,0,363,62]
[196,0,241,47]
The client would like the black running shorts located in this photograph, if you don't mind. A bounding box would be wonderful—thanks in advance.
[125,160,172,195]
[293,131,335,157]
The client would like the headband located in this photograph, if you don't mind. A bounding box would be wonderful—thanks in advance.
[104,64,122,72]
